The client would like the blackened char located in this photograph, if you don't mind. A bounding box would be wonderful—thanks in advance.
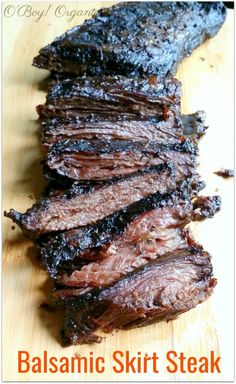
[45,139,197,181]
[33,2,226,79]
[41,110,206,148]
[5,164,179,236]
[36,77,181,120]
[37,184,193,278]
[57,251,216,345]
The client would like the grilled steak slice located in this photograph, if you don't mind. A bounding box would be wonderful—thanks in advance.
[45,139,197,181]
[41,113,182,148]
[5,164,179,236]
[33,2,226,79]
[41,111,206,148]
[57,251,216,345]
[36,77,181,120]
[38,185,194,278]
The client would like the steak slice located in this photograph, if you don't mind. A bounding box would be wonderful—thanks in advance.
[56,251,216,345]
[41,110,206,149]
[5,163,178,236]
[41,167,206,199]
[41,113,182,148]
[45,139,197,181]
[36,76,181,120]
[33,2,226,79]
[38,184,193,278]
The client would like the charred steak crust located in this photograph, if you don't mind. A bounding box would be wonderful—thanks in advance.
[48,138,197,156]
[33,2,226,78]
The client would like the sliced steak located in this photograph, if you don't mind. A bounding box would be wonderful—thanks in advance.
[41,113,183,148]
[36,76,181,119]
[45,139,197,181]
[41,110,206,148]
[37,184,194,278]
[5,163,179,236]
[33,2,226,79]
[57,251,216,345]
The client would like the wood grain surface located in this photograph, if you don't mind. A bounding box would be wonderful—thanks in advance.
[2,2,234,382]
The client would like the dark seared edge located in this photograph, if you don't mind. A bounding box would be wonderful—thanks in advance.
[48,138,197,157]
[37,182,192,277]
[42,165,107,185]
[44,138,197,181]
[42,167,95,188]
[56,251,216,345]
[38,189,220,282]
[33,2,226,79]
[5,163,176,236]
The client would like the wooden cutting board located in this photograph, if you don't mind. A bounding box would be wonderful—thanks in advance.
[2,2,234,381]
